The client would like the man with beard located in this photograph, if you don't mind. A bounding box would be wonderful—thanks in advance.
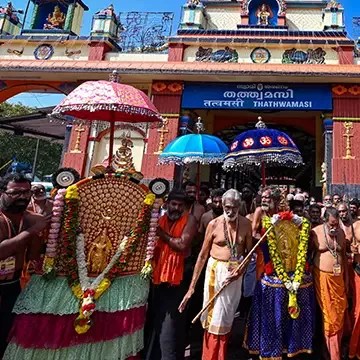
[146,190,197,360]
[240,184,256,217]
[199,185,211,212]
[21,184,54,288]
[252,186,281,279]
[0,173,51,357]
[198,189,225,238]
[245,190,315,359]
[322,194,333,218]
[179,189,252,360]
[28,184,53,216]
[189,188,225,359]
[309,203,323,228]
[338,202,355,243]
[350,199,360,222]
[312,208,348,360]
[183,181,205,223]
[349,220,360,360]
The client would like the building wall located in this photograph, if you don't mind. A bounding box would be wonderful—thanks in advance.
[183,44,338,64]
[286,8,324,31]
[105,52,168,62]
[205,6,240,30]
[0,41,89,61]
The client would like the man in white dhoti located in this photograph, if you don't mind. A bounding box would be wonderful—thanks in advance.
[179,189,252,360]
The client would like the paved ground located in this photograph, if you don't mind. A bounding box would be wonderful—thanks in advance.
[184,315,343,360]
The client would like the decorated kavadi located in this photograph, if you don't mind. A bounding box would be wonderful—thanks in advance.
[245,212,315,359]
[5,172,163,359]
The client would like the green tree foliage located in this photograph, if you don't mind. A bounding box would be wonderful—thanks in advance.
[0,102,62,179]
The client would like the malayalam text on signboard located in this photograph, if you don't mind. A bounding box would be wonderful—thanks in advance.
[181,83,333,111]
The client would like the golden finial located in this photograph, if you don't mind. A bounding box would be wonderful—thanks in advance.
[343,122,355,160]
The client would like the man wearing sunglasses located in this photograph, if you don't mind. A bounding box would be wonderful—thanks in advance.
[0,173,52,357]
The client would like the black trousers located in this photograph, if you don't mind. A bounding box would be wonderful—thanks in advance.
[145,261,192,360]
[0,280,21,358]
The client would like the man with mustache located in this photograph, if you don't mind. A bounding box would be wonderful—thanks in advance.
[179,189,252,360]
[0,173,52,357]
[145,190,197,360]
[28,184,53,216]
[321,194,333,219]
[312,208,348,360]
[251,186,281,279]
[350,199,360,222]
[189,188,225,358]
[309,203,323,228]
[21,184,54,288]
[349,219,360,360]
[183,181,205,223]
[198,188,225,238]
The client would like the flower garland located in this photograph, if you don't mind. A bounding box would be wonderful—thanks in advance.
[262,212,310,320]
[141,199,161,279]
[62,177,155,334]
[42,188,67,276]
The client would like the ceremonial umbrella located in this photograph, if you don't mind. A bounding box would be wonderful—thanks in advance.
[158,118,228,188]
[223,117,303,186]
[51,71,162,167]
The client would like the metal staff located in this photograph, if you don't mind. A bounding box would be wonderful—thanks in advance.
[191,226,273,324]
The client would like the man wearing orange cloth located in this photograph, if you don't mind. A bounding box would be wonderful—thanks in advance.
[349,220,360,360]
[312,207,348,360]
[145,189,197,360]
[179,189,252,360]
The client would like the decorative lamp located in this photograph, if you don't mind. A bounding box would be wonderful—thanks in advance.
[322,1,345,31]
[180,0,206,30]
[90,4,123,41]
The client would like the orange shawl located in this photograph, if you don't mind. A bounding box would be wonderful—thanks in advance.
[153,214,188,286]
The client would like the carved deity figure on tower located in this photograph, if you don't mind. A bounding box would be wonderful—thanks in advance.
[112,132,135,172]
[256,4,273,25]
[44,5,66,29]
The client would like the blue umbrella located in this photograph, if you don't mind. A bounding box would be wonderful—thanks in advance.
[223,117,303,186]
[158,118,228,165]
[158,118,228,189]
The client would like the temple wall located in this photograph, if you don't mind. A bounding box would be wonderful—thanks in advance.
[205,6,240,30]
[0,42,89,61]
[105,53,168,62]
[183,45,338,64]
[286,8,323,31]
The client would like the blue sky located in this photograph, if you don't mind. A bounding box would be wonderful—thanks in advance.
[7,0,360,108]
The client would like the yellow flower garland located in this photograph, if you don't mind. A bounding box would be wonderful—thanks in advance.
[262,216,310,320]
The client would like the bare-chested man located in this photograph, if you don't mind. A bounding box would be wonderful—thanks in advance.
[0,173,51,357]
[312,208,348,360]
[349,220,360,359]
[252,186,281,279]
[28,184,53,216]
[22,184,54,287]
[179,189,252,360]
[183,180,205,224]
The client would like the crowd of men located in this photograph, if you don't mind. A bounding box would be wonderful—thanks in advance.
[146,181,360,360]
[0,172,360,360]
